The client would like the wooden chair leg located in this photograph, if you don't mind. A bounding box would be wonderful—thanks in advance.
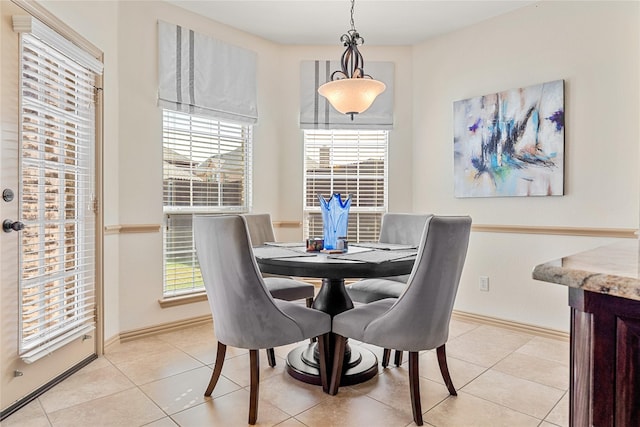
[316,334,329,393]
[248,349,259,425]
[266,348,276,367]
[328,334,347,395]
[436,344,457,396]
[408,351,423,426]
[394,350,403,366]
[382,348,391,368]
[205,342,227,396]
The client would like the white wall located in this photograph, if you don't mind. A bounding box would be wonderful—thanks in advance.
[114,1,292,332]
[412,1,639,330]
[112,1,415,330]
[25,1,639,337]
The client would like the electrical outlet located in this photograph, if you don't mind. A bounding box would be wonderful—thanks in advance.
[479,276,490,292]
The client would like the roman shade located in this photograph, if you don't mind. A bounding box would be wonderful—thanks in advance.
[158,20,258,124]
[300,60,394,130]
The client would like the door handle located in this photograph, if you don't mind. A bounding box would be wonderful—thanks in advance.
[3,220,25,233]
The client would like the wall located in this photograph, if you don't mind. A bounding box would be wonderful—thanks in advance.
[114,1,291,332]
[412,1,639,330]
[113,2,415,330]
[17,1,639,337]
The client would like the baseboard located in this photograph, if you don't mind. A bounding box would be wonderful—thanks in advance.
[116,315,213,343]
[103,333,120,350]
[452,310,569,341]
[108,308,566,349]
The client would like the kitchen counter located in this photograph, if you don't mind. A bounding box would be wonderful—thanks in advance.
[533,239,640,427]
[532,239,640,302]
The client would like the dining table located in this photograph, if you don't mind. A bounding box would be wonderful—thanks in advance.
[254,242,417,387]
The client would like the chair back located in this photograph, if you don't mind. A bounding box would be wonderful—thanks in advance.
[193,215,305,349]
[379,213,432,247]
[242,213,275,246]
[364,216,472,351]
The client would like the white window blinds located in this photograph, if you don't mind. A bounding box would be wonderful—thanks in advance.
[158,20,258,124]
[300,61,394,130]
[14,16,101,363]
[303,130,388,243]
[162,110,252,296]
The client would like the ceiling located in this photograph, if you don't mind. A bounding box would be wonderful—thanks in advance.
[165,1,537,46]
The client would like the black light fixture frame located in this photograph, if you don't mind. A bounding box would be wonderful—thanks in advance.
[330,0,374,83]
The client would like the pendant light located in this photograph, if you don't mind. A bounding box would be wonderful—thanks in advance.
[317,0,386,120]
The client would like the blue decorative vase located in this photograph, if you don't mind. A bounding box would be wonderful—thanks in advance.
[318,193,352,250]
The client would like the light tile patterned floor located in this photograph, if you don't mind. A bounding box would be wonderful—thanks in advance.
[2,319,569,427]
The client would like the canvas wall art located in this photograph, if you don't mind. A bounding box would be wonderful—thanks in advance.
[453,80,564,197]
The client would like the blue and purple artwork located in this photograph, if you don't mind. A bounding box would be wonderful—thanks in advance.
[453,80,564,197]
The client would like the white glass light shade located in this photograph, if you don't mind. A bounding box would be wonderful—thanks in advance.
[318,78,386,115]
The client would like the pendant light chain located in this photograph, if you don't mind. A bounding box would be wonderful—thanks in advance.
[350,0,356,32]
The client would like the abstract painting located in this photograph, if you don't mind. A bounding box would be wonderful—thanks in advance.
[453,80,564,197]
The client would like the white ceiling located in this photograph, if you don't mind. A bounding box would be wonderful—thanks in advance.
[165,1,537,46]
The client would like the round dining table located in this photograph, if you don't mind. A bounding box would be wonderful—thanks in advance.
[254,244,416,387]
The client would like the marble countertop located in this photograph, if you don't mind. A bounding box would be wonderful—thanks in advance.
[532,239,640,302]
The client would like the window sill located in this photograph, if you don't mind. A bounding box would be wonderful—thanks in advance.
[158,292,208,308]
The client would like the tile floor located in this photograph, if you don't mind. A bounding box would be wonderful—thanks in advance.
[2,317,569,427]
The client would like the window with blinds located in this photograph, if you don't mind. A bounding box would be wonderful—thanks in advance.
[19,31,97,362]
[162,110,252,296]
[303,130,388,243]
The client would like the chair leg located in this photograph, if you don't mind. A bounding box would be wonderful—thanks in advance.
[266,348,276,367]
[205,342,227,396]
[382,348,391,368]
[394,350,403,366]
[408,351,423,426]
[436,344,457,396]
[316,334,330,393]
[328,334,347,395]
[248,349,260,425]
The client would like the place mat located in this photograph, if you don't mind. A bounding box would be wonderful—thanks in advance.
[351,242,417,251]
[327,249,417,264]
[264,242,306,248]
[253,246,315,259]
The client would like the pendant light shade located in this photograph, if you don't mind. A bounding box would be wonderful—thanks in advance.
[318,77,386,116]
[318,0,386,120]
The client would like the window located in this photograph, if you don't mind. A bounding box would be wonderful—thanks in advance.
[303,130,388,243]
[18,28,99,362]
[162,110,252,296]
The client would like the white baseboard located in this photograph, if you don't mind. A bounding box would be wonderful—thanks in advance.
[452,310,569,341]
[104,309,567,350]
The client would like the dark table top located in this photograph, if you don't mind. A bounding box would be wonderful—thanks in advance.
[254,244,416,280]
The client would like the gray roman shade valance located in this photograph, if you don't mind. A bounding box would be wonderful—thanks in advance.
[158,20,258,124]
[300,60,394,130]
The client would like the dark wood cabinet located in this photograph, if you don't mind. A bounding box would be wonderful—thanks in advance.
[569,288,640,427]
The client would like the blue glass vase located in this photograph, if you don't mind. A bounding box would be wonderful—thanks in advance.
[318,193,352,250]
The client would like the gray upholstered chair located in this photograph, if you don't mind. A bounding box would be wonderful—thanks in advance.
[242,213,315,307]
[347,212,431,366]
[329,216,472,426]
[242,213,317,366]
[194,215,331,425]
[347,213,431,303]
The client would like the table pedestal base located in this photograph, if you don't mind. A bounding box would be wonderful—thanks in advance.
[285,340,378,386]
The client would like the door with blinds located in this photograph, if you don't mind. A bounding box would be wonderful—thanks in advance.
[0,6,102,415]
